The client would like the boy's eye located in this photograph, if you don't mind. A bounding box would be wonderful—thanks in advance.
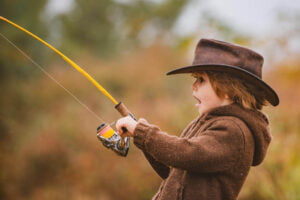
[198,77,204,83]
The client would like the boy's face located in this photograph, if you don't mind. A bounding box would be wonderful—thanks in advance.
[192,72,232,115]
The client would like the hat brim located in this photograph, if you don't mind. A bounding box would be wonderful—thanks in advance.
[166,64,279,106]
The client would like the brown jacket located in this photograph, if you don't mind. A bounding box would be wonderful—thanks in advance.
[133,104,271,200]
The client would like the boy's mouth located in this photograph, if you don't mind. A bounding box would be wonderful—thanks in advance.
[193,95,201,106]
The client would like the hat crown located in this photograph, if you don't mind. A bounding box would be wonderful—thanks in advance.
[193,39,263,78]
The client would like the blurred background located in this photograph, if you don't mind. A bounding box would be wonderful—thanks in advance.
[0,0,300,199]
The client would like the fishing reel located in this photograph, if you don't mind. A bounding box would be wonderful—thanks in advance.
[96,123,130,157]
[97,102,136,157]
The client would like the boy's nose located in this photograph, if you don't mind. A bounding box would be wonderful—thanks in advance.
[192,80,198,91]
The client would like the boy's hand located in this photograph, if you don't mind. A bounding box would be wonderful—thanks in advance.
[116,116,138,137]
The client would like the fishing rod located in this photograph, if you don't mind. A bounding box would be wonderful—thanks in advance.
[0,16,135,156]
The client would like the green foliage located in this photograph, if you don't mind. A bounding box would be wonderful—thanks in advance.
[0,0,50,81]
[57,0,188,57]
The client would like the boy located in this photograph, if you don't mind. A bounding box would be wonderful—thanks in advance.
[116,39,279,200]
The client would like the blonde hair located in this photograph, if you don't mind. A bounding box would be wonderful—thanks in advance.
[193,71,268,110]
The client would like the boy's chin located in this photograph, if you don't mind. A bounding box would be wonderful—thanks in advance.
[196,105,212,116]
[196,106,204,115]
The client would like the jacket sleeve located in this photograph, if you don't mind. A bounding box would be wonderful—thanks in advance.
[142,151,170,179]
[135,119,197,179]
[133,119,245,173]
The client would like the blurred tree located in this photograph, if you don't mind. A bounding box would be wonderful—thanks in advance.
[57,0,189,57]
[0,0,50,81]
[0,1,50,199]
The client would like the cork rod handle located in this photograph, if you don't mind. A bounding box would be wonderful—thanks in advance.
[115,102,137,120]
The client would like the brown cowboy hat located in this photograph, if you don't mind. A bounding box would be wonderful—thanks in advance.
[166,38,279,106]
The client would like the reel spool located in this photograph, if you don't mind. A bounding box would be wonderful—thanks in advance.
[96,123,130,157]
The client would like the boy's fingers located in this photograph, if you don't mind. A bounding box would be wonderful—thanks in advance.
[138,118,145,122]
[117,127,123,135]
[116,116,139,137]
[138,118,148,124]
[116,118,126,134]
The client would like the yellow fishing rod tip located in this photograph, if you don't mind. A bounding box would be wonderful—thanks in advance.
[1,16,119,106]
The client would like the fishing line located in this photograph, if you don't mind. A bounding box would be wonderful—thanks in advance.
[0,32,105,123]
[0,16,119,105]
